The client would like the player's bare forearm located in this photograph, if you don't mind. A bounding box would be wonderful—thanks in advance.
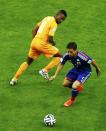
[55,63,64,76]
[49,63,64,81]
[48,36,56,46]
[91,60,101,76]
[32,25,39,39]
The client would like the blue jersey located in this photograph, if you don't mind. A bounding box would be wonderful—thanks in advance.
[61,51,93,72]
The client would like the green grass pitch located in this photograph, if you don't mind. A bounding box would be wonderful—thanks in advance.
[0,0,106,131]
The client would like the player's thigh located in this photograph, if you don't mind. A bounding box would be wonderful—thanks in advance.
[77,72,91,84]
[66,68,77,81]
[43,45,59,58]
[28,47,41,60]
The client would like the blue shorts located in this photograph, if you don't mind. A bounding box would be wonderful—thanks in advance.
[66,68,91,84]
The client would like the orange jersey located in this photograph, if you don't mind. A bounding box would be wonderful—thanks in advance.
[35,16,57,42]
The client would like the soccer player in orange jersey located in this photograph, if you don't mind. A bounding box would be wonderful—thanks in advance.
[10,10,67,85]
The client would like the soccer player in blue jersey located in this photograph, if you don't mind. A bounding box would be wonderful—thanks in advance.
[50,42,101,107]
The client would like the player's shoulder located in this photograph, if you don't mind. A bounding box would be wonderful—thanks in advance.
[63,53,70,59]
[42,16,55,25]
[60,53,69,63]
[78,51,90,60]
[44,16,54,21]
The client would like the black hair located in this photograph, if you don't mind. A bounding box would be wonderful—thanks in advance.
[66,42,77,50]
[57,10,67,17]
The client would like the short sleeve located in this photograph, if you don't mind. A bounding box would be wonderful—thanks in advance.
[78,52,93,64]
[87,57,93,64]
[60,53,69,65]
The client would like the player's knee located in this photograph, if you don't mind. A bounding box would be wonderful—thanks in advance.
[63,82,69,87]
[72,81,80,89]
[72,83,77,89]
[26,57,34,65]
[72,85,77,89]
[53,52,62,57]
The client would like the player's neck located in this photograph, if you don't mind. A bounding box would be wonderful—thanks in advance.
[54,16,58,24]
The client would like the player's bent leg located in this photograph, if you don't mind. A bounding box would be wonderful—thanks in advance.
[63,78,72,88]
[64,71,91,107]
[10,57,34,86]
[64,80,80,107]
[71,80,81,100]
[39,45,62,80]
[43,57,60,73]
[10,42,41,85]
[39,57,61,80]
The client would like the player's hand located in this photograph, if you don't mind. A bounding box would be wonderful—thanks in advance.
[96,68,101,76]
[49,75,56,81]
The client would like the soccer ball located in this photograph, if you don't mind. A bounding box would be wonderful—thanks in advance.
[44,114,56,126]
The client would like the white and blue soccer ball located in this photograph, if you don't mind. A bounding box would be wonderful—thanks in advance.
[44,114,56,126]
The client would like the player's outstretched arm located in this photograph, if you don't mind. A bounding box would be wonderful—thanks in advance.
[49,63,64,81]
[91,60,101,76]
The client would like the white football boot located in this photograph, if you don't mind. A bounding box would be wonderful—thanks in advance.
[10,78,18,86]
[39,69,49,80]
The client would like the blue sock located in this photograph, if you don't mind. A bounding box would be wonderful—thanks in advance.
[72,88,78,100]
